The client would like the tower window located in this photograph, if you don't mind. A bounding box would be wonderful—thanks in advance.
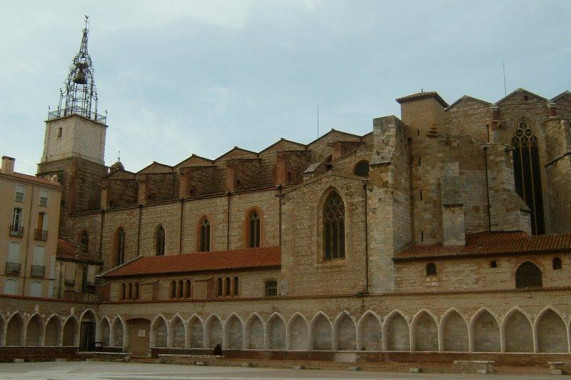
[115,228,125,266]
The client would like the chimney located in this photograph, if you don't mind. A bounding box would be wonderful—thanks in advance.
[1,156,15,174]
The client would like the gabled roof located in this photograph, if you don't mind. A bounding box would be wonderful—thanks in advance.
[214,147,258,163]
[551,90,571,103]
[396,91,448,108]
[446,95,491,111]
[102,246,281,278]
[494,88,547,106]
[307,129,363,147]
[137,161,174,175]
[395,231,571,261]
[104,168,136,180]
[259,138,306,155]
[174,154,213,169]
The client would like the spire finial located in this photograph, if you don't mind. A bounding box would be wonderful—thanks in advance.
[118,150,121,162]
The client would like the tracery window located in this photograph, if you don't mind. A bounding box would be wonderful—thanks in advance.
[80,231,89,253]
[511,122,544,234]
[155,225,165,256]
[248,210,261,248]
[115,228,125,266]
[515,261,542,289]
[323,191,345,260]
[199,217,211,252]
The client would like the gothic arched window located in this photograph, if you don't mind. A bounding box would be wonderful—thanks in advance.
[248,210,260,248]
[199,217,211,252]
[115,228,125,266]
[155,225,165,256]
[512,122,545,234]
[515,261,542,289]
[323,191,345,260]
[80,231,89,253]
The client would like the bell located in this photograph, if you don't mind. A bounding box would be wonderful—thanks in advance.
[73,68,87,84]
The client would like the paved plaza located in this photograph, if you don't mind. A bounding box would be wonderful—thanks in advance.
[0,361,569,380]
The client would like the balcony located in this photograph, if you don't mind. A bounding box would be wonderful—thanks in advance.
[5,262,20,275]
[34,229,48,241]
[9,225,23,237]
[31,265,45,277]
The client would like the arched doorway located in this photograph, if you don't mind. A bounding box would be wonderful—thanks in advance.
[127,318,151,357]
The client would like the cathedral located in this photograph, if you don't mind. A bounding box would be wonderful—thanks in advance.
[1,21,570,365]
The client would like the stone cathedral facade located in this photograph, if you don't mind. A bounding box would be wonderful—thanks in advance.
[1,24,571,362]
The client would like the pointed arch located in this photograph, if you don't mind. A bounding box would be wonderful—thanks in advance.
[111,316,125,347]
[155,224,166,256]
[334,311,356,351]
[502,308,533,352]
[470,308,500,352]
[267,313,286,350]
[246,208,262,248]
[310,312,332,351]
[288,313,309,351]
[384,310,410,351]
[187,314,204,349]
[205,314,223,349]
[6,312,24,346]
[169,314,186,348]
[80,308,97,323]
[99,317,111,347]
[62,315,79,346]
[411,310,438,351]
[535,307,568,353]
[26,313,44,346]
[151,314,168,347]
[225,313,244,350]
[358,311,382,351]
[245,313,264,349]
[440,309,468,352]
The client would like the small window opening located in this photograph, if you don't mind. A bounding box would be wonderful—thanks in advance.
[426,263,437,276]
[553,257,562,270]
[57,127,62,137]
[419,189,423,201]
[490,260,497,268]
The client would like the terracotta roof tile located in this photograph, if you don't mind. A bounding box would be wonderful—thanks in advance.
[396,231,571,260]
[103,246,281,278]
[1,171,61,187]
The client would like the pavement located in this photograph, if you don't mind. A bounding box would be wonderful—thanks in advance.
[0,361,569,380]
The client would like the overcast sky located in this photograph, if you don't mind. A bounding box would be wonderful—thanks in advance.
[1,0,569,175]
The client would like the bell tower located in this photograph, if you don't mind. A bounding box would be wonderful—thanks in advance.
[38,17,108,238]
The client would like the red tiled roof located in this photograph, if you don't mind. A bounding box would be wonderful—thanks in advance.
[396,91,449,108]
[103,246,281,278]
[396,231,571,261]
[57,238,80,258]
[1,171,61,187]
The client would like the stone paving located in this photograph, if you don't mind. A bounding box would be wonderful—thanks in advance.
[0,361,569,380]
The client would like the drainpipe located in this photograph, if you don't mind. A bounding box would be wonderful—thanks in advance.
[364,182,369,293]
[179,198,184,253]
[99,209,105,261]
[484,146,491,231]
[137,205,142,256]
[226,192,231,250]
[277,185,283,245]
